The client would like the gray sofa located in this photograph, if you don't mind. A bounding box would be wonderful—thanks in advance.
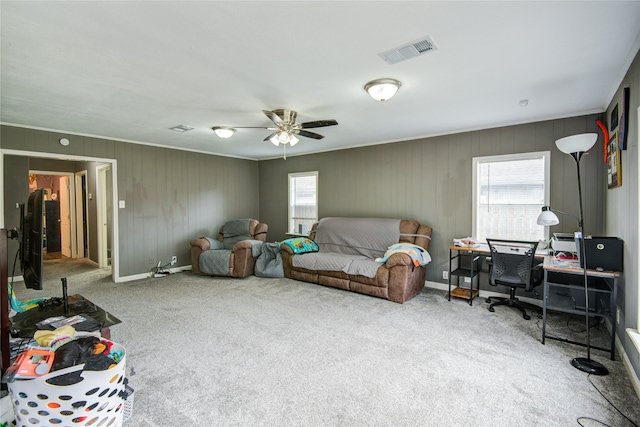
[281,217,432,303]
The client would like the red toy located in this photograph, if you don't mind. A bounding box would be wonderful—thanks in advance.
[2,349,54,382]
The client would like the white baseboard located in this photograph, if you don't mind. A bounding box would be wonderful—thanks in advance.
[115,265,192,283]
[624,329,640,400]
[424,280,542,306]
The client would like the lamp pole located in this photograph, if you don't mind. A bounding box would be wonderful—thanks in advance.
[569,151,608,376]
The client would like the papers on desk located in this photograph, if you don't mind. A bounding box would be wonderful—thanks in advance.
[551,256,580,269]
[453,237,481,248]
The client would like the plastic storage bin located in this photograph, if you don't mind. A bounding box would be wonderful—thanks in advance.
[7,341,127,427]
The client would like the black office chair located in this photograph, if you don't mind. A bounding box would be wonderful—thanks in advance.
[485,239,543,320]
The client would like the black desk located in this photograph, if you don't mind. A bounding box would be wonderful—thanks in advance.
[541,256,620,360]
[10,294,121,339]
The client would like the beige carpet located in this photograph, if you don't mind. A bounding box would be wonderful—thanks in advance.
[9,257,640,426]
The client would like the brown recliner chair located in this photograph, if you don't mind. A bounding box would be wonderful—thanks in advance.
[190,219,268,278]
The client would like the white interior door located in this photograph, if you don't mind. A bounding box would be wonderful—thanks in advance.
[96,165,111,268]
[59,176,72,258]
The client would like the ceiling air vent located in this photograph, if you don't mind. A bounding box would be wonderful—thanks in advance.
[378,35,438,65]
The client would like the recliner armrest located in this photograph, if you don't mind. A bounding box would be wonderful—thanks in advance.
[190,238,211,251]
[232,240,253,251]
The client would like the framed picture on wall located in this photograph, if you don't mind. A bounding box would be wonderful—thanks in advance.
[607,132,622,189]
[610,104,619,130]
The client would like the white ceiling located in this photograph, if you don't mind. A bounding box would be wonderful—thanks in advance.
[2,1,639,160]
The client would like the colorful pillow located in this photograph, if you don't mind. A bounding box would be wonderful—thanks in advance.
[281,237,319,254]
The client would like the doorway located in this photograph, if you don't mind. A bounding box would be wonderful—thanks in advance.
[1,149,120,282]
[29,171,76,260]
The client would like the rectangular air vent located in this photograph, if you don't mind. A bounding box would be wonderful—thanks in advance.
[378,35,438,65]
[170,124,194,132]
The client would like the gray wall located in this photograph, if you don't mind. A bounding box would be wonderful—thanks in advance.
[259,114,605,287]
[605,50,640,379]
[2,155,29,262]
[1,125,260,277]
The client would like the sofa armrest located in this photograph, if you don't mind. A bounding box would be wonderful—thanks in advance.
[280,244,294,255]
[190,238,211,252]
[385,252,417,268]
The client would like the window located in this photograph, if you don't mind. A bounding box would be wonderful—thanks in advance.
[472,151,550,242]
[288,171,318,234]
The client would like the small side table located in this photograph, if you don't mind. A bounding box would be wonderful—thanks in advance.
[448,245,485,305]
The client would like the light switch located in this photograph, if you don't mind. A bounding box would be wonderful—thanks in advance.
[119,200,125,209]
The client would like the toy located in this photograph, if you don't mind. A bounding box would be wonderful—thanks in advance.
[2,348,54,382]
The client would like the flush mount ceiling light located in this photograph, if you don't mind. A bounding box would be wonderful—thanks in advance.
[211,126,236,138]
[364,78,402,102]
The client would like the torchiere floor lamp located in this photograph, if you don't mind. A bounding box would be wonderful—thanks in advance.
[537,133,608,376]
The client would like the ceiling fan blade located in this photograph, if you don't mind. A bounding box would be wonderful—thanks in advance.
[232,126,271,129]
[263,132,278,142]
[297,130,325,140]
[263,110,283,125]
[300,119,338,129]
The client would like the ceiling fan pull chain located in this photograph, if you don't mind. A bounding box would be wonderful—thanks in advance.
[283,144,286,160]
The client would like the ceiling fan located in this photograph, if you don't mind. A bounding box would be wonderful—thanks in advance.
[212,109,338,148]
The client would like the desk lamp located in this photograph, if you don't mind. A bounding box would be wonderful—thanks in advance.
[537,133,608,376]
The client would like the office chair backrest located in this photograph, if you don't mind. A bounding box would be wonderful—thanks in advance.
[486,239,539,291]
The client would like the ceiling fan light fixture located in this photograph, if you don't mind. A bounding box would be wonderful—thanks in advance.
[278,131,290,144]
[364,78,402,102]
[211,126,236,138]
[270,134,280,146]
[289,134,299,146]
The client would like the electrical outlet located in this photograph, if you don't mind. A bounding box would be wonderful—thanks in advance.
[464,277,471,283]
[171,256,177,266]
[442,271,448,280]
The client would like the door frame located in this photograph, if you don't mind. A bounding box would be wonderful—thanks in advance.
[0,149,120,281]
[96,164,111,269]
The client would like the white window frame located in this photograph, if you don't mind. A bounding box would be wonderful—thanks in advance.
[472,151,551,242]
[288,171,318,235]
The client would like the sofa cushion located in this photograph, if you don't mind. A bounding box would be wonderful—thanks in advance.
[293,252,366,272]
[315,217,400,258]
[222,219,252,249]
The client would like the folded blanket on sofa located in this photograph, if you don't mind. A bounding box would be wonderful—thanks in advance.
[375,243,432,266]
